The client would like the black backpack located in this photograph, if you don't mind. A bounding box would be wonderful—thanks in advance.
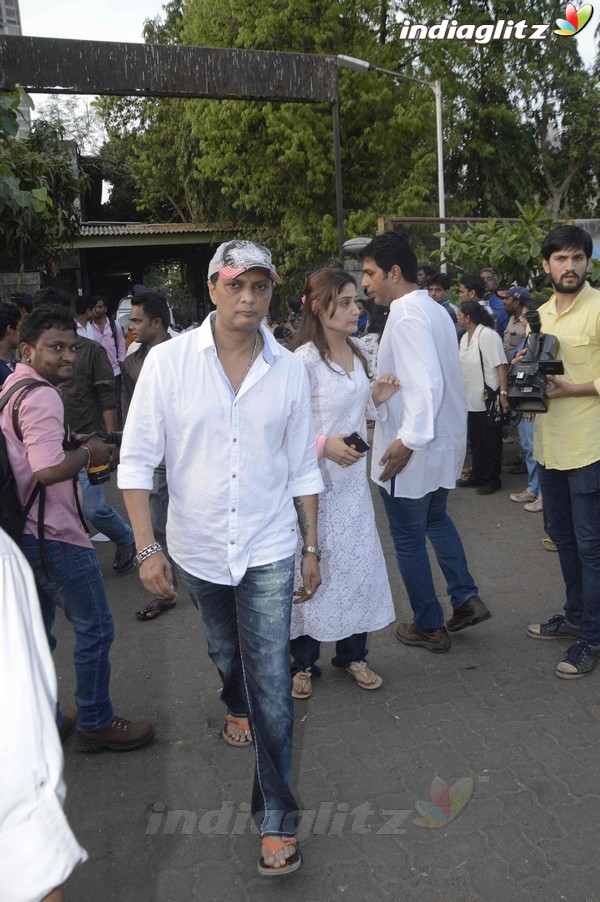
[0,378,47,541]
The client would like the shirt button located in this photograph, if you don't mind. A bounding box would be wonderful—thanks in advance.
[231,508,236,512]
[230,540,235,545]
[232,474,237,478]
[233,438,237,443]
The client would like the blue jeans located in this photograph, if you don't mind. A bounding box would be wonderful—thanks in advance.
[150,460,177,591]
[291,633,368,676]
[518,417,541,497]
[20,536,115,732]
[539,460,600,644]
[179,556,298,837]
[79,467,134,548]
[379,487,478,631]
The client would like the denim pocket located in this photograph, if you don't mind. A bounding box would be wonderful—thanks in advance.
[21,539,70,592]
[570,459,600,495]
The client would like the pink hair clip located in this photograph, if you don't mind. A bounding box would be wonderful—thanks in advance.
[301,295,306,305]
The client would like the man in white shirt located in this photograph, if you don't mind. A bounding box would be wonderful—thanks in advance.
[118,239,323,877]
[0,529,88,901]
[361,231,491,653]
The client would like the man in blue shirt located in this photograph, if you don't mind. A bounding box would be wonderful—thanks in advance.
[480,266,508,336]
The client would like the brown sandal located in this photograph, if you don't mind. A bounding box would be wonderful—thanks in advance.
[258,836,302,877]
[222,714,252,747]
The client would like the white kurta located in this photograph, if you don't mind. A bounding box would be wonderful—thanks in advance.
[290,342,395,642]
[0,532,87,902]
[372,290,468,499]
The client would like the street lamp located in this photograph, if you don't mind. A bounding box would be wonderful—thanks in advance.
[337,54,447,269]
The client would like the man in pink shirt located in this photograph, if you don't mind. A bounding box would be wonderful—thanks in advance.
[86,295,126,425]
[0,304,154,752]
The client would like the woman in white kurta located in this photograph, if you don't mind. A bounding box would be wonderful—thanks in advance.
[290,268,399,699]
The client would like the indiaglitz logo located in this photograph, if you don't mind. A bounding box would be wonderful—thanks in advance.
[554,1,593,35]
[412,775,474,828]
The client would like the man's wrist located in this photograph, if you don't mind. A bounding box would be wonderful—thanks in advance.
[302,545,322,561]
[134,542,163,567]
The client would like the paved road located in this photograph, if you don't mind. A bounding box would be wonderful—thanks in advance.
[54,460,600,901]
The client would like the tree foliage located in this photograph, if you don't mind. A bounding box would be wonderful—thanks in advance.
[0,90,88,274]
[94,0,599,282]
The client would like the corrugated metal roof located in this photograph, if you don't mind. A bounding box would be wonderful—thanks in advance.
[80,222,234,237]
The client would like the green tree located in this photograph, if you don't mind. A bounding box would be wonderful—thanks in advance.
[0,90,88,274]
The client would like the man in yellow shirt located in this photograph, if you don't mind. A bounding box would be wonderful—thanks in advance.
[527,225,600,678]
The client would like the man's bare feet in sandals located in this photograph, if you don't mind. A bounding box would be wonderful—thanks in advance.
[222,714,252,747]
[258,836,302,876]
[136,597,177,621]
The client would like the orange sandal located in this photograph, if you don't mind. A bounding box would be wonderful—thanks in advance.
[222,714,252,747]
[258,835,302,877]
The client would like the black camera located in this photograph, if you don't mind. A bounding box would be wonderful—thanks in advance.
[507,310,564,413]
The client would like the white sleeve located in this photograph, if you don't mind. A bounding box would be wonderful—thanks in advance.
[389,312,443,451]
[0,536,87,902]
[118,349,167,491]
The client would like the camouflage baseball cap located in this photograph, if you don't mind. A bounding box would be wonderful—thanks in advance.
[208,240,281,284]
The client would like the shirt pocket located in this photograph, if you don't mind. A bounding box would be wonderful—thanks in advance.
[560,334,590,368]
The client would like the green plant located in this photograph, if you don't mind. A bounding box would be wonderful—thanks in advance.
[439,203,559,289]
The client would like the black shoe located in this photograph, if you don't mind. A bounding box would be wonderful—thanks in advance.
[476,484,500,495]
[447,596,492,633]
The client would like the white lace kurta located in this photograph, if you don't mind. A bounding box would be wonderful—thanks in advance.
[291,342,395,642]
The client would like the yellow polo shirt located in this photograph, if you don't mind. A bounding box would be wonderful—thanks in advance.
[534,282,600,470]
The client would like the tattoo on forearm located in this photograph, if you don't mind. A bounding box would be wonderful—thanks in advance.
[293,497,309,541]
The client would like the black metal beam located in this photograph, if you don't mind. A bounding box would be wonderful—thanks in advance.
[0,35,337,103]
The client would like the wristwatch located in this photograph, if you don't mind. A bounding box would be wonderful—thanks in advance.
[302,545,322,561]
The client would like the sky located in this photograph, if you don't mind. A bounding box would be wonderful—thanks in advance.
[19,0,164,46]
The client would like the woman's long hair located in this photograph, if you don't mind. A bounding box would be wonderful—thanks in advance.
[460,300,495,329]
[292,267,369,376]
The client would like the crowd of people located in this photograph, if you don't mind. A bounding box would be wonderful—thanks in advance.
[1,224,599,894]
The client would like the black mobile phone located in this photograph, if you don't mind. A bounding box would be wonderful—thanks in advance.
[343,431,370,453]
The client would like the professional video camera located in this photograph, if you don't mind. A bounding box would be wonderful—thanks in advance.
[507,310,564,413]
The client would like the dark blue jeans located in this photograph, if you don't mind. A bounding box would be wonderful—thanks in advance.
[290,633,368,676]
[20,536,115,732]
[179,555,298,837]
[539,460,600,644]
[379,486,478,631]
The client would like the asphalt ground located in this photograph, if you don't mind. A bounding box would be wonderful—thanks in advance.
[53,445,600,902]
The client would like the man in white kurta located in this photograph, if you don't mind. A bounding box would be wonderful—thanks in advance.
[0,530,87,902]
[361,231,491,653]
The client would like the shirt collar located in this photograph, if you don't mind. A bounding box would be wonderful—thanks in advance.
[196,311,280,364]
[547,281,594,317]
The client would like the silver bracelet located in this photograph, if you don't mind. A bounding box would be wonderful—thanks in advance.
[134,542,163,568]
[80,445,91,467]
[302,545,322,561]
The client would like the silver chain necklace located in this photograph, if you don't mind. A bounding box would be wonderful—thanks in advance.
[211,319,260,396]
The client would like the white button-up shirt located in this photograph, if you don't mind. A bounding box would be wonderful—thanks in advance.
[0,532,87,902]
[118,314,324,584]
[372,290,467,499]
